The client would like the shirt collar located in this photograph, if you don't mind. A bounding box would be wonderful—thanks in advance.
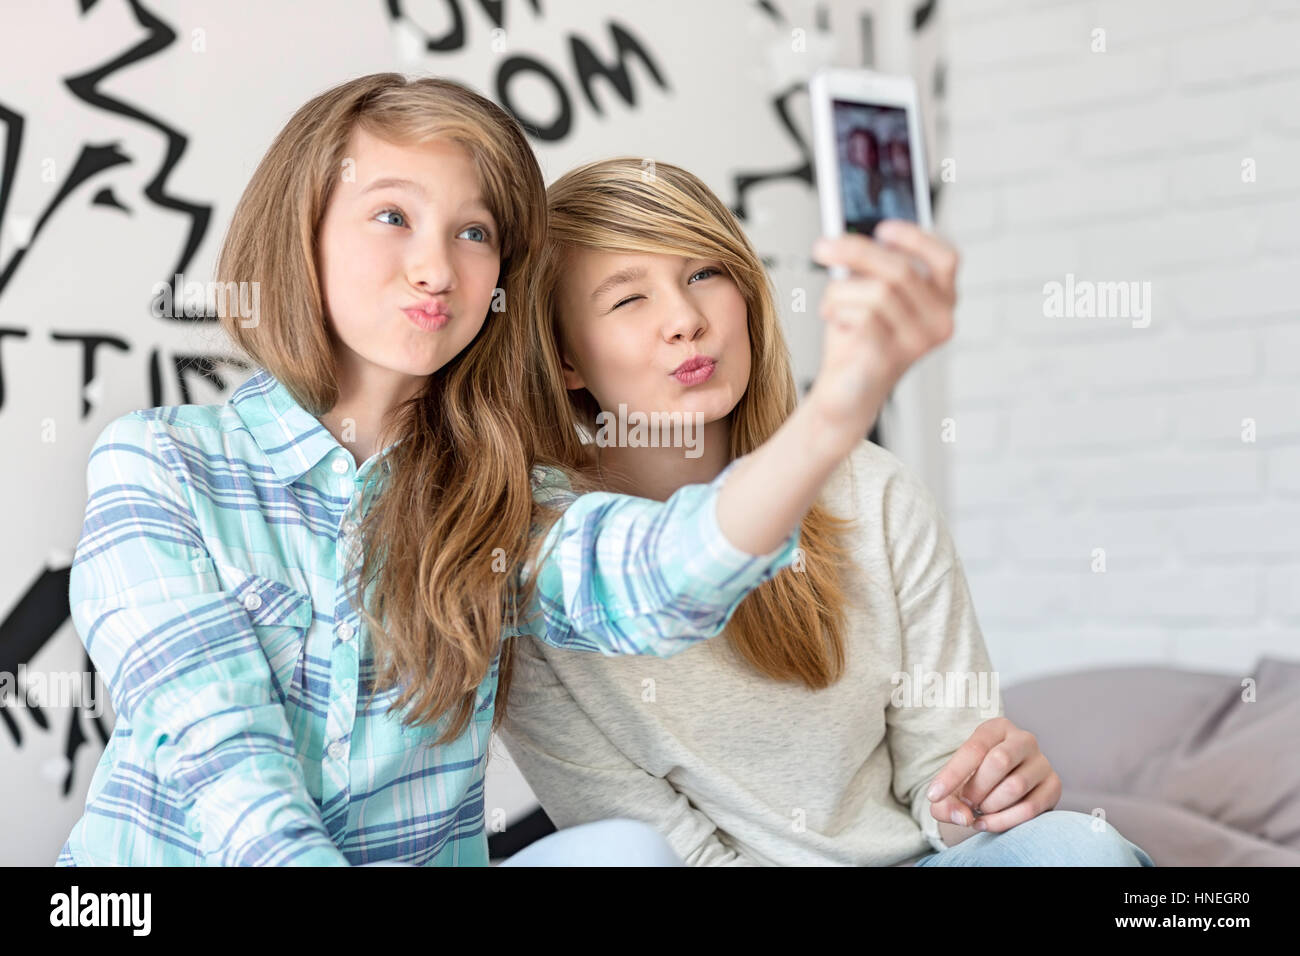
[230,368,402,487]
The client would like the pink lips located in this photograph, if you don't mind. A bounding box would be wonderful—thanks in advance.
[402,301,450,332]
[672,355,716,386]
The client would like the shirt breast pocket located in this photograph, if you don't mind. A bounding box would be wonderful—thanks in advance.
[225,568,313,706]
[366,679,496,758]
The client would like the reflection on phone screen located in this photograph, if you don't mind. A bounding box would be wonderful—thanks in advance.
[832,99,919,235]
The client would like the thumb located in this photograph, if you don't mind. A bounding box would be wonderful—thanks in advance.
[931,794,974,826]
[930,779,979,826]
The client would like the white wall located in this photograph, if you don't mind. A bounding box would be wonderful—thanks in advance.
[936,0,1300,684]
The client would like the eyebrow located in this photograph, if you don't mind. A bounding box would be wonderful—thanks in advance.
[590,266,647,302]
[361,177,429,200]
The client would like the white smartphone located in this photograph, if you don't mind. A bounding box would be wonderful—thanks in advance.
[809,68,932,275]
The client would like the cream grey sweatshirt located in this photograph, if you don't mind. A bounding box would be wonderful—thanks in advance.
[497,440,1004,866]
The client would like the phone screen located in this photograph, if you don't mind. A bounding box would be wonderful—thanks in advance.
[832,99,920,235]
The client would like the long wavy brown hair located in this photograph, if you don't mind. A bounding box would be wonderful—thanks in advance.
[216,73,549,743]
[525,158,858,688]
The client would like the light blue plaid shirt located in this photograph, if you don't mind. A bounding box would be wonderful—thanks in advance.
[56,368,798,866]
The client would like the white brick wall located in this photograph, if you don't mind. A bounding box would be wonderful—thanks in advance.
[937,0,1300,683]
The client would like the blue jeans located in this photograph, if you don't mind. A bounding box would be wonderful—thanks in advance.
[358,819,682,866]
[498,818,684,866]
[911,810,1156,866]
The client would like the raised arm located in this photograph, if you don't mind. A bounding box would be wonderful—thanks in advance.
[514,222,959,658]
[70,414,349,866]
[716,221,958,555]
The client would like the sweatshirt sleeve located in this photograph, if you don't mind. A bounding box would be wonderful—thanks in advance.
[507,458,800,657]
[497,634,759,866]
[69,414,349,866]
[878,459,1004,854]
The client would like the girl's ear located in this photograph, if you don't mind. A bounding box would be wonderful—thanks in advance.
[559,351,586,391]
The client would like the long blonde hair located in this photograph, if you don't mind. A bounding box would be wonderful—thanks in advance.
[526,158,856,688]
[216,73,548,743]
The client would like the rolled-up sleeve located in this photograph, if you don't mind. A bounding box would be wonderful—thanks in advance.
[510,458,800,656]
[70,414,349,866]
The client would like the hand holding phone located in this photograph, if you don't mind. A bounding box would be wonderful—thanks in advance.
[807,222,957,438]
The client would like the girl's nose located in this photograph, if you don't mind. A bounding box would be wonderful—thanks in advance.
[665,296,708,343]
[408,238,456,292]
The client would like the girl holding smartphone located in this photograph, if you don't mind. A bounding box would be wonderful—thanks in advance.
[498,158,1156,868]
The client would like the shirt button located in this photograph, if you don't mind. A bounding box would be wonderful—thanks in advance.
[243,593,262,612]
[331,457,349,475]
[341,677,356,693]
[336,622,354,642]
[327,740,346,761]
[341,520,358,537]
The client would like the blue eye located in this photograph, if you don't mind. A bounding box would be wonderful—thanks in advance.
[689,267,720,283]
[375,207,407,227]
[458,225,490,243]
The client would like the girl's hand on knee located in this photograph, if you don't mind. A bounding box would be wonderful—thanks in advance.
[925,717,1062,835]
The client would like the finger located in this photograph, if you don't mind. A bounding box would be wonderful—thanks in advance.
[924,717,1009,804]
[814,233,918,290]
[873,220,960,299]
[820,277,920,348]
[971,751,1053,817]
[817,234,955,344]
[873,220,959,305]
[819,282,915,366]
[931,777,981,827]
[961,729,1038,811]
[970,776,1062,834]
[822,268,949,349]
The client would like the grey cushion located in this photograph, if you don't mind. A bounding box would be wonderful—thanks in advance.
[1003,657,1300,866]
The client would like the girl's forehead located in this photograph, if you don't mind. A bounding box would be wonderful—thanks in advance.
[346,130,481,185]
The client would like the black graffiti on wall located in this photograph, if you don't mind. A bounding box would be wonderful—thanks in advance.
[386,0,672,142]
[0,0,245,789]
